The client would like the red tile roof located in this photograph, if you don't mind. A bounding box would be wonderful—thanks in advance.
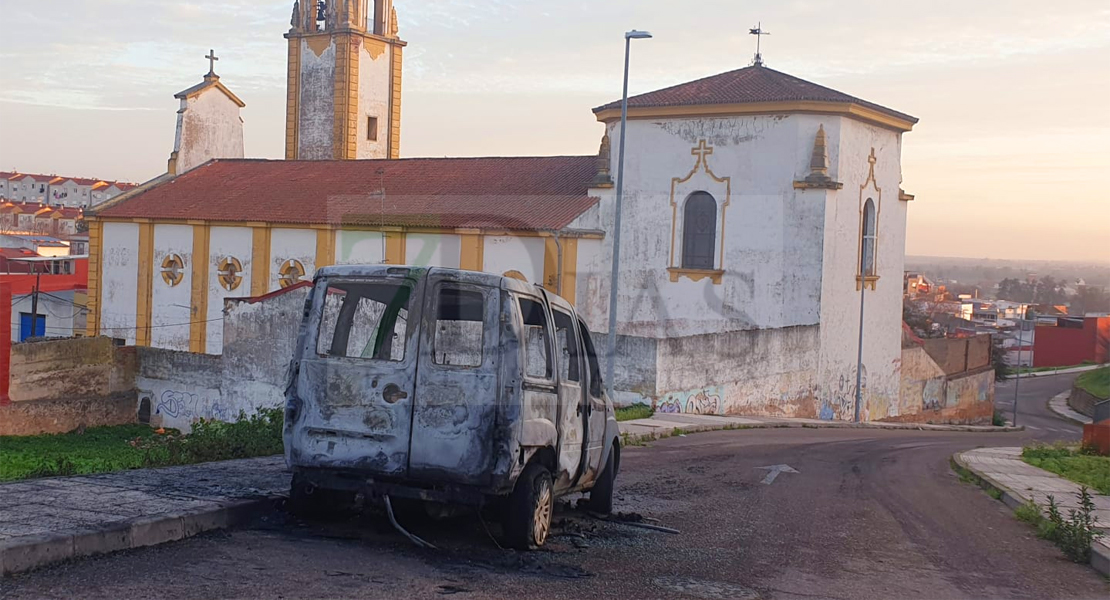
[96,157,601,231]
[593,65,916,124]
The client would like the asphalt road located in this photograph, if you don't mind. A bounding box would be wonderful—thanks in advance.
[4,375,1103,600]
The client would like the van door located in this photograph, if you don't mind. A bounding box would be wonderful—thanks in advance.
[409,276,500,485]
[293,275,423,477]
[550,306,587,490]
[578,319,608,484]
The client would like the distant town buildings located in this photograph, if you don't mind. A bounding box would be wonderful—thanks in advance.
[0,172,136,208]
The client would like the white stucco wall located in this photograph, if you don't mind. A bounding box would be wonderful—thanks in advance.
[150,224,194,351]
[356,42,392,159]
[405,233,461,268]
[174,85,245,175]
[577,114,828,340]
[11,292,77,341]
[270,228,317,291]
[100,222,139,344]
[483,235,545,284]
[335,229,385,265]
[298,38,337,160]
[815,117,907,420]
[206,226,254,354]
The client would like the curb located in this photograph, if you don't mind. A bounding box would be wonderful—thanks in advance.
[951,451,1109,577]
[1004,364,1103,380]
[1046,391,1093,427]
[621,419,1023,444]
[0,496,282,577]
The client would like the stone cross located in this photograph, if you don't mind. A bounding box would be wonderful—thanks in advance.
[691,140,714,165]
[206,49,219,76]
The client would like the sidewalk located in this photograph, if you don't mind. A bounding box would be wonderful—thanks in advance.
[1004,364,1103,380]
[953,447,1110,576]
[1048,391,1093,426]
[618,412,1022,441]
[0,456,287,576]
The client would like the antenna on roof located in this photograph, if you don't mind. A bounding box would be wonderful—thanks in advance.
[749,22,770,66]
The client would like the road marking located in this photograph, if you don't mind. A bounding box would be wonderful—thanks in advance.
[756,464,799,485]
[1026,425,1040,430]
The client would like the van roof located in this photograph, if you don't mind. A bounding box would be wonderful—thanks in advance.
[315,265,560,301]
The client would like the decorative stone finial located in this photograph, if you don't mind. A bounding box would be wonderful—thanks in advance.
[592,132,614,188]
[793,124,843,190]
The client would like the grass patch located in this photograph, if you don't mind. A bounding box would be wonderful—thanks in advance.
[615,404,655,422]
[1022,445,1110,495]
[1075,366,1109,400]
[0,409,284,482]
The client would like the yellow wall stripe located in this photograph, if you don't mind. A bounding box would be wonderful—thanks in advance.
[459,233,483,271]
[285,38,300,160]
[189,224,210,353]
[135,223,154,346]
[561,237,578,306]
[384,232,405,265]
[251,226,272,296]
[315,228,336,270]
[85,220,103,337]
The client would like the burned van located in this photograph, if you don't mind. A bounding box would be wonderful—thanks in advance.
[283,266,621,548]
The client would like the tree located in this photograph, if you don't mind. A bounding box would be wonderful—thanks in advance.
[991,336,1011,382]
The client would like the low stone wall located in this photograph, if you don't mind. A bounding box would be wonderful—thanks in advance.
[8,337,135,402]
[1068,387,1102,418]
[0,393,136,436]
[889,341,996,425]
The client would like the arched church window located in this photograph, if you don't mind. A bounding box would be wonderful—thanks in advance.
[682,192,717,270]
[861,198,877,277]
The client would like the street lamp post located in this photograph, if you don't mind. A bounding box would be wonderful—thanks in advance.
[605,29,652,401]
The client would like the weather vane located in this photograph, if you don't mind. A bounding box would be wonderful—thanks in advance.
[749,22,770,66]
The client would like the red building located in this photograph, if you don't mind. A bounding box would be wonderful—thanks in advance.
[1032,316,1110,368]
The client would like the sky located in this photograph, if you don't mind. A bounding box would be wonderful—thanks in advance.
[0,0,1107,262]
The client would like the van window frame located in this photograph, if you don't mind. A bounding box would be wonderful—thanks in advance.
[551,307,582,384]
[577,318,604,399]
[430,282,488,370]
[515,292,556,385]
[313,277,415,363]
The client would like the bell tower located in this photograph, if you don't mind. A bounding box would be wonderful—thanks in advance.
[285,0,405,160]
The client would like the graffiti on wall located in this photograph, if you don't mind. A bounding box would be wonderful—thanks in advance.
[655,386,723,415]
[820,364,867,421]
[154,389,230,422]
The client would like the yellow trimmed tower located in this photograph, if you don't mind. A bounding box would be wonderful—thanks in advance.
[285,0,405,160]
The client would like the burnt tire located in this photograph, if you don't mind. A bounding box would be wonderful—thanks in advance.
[503,463,554,550]
[586,445,617,514]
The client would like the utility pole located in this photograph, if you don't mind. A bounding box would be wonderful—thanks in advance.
[29,266,41,338]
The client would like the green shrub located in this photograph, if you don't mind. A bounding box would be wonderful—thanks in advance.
[615,404,654,422]
[1022,444,1110,495]
[1041,489,1102,563]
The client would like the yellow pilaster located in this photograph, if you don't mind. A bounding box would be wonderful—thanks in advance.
[85,219,102,337]
[542,237,559,295]
[560,238,578,305]
[251,226,272,296]
[384,231,406,265]
[459,233,484,271]
[315,228,336,269]
[285,37,301,160]
[389,44,403,159]
[135,222,154,347]
[332,33,361,160]
[189,224,210,353]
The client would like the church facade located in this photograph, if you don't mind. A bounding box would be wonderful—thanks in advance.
[88,0,920,422]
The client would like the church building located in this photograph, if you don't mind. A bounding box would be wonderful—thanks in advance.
[89,0,920,422]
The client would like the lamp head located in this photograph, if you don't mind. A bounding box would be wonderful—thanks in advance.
[625,30,653,40]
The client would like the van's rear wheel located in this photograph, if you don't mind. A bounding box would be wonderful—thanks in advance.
[504,463,554,549]
[587,446,617,514]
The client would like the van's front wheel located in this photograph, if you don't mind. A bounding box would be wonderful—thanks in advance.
[504,463,554,549]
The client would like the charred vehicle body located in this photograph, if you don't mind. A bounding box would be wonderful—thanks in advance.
[284,266,621,548]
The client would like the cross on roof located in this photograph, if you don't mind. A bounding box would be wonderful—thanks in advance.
[206,49,219,76]
[749,22,770,66]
